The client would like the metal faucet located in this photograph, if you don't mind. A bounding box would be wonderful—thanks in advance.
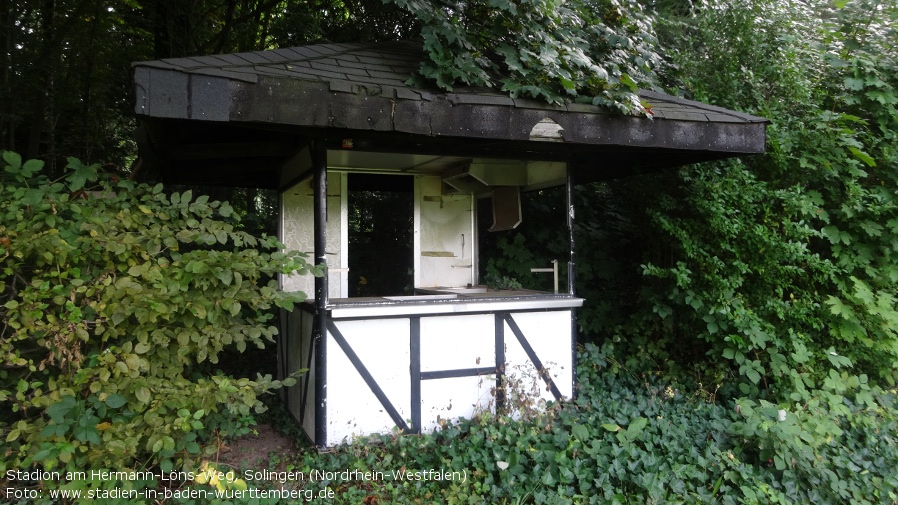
[530,260,559,294]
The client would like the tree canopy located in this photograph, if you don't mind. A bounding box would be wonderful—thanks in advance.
[0,0,417,170]
[1,0,667,172]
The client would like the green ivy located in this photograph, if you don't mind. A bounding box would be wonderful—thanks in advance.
[283,343,898,504]
[386,0,664,113]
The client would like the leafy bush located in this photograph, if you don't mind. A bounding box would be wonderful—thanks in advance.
[588,5,898,446]
[454,3,898,502]
[0,152,314,481]
[482,0,898,407]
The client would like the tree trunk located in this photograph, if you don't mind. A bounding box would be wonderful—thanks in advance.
[0,0,9,150]
[79,0,103,160]
[245,187,257,221]
[214,0,239,53]
[153,0,193,58]
[257,3,272,51]
[25,0,55,162]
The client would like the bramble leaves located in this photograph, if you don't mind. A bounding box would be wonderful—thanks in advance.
[0,152,312,474]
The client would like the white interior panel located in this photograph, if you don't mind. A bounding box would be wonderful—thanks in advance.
[414,175,475,288]
[280,172,348,299]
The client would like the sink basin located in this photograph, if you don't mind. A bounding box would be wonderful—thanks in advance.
[414,286,488,295]
[438,287,487,294]
[383,294,458,301]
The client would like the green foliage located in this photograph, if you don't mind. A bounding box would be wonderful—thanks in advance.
[476,5,898,501]
[481,190,574,294]
[626,0,898,394]
[285,344,898,504]
[477,0,897,413]
[0,153,315,479]
[484,273,524,291]
[386,0,663,112]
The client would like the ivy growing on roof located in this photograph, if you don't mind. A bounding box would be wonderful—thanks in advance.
[387,0,663,113]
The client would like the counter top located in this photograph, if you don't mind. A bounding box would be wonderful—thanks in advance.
[302,290,584,319]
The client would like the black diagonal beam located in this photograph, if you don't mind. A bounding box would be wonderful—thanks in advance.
[299,312,315,425]
[503,314,563,401]
[327,321,410,432]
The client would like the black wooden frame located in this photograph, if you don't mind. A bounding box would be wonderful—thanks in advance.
[299,310,569,441]
[300,149,578,446]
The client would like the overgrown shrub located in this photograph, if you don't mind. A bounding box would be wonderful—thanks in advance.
[639,0,898,396]
[0,152,314,486]
[484,0,898,409]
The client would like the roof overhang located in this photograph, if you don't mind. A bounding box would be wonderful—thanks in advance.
[132,41,768,189]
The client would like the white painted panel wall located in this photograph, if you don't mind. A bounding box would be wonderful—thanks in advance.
[420,376,494,432]
[291,306,577,446]
[414,175,475,288]
[503,310,574,402]
[280,172,348,299]
[284,309,304,423]
[419,315,495,371]
[325,318,411,445]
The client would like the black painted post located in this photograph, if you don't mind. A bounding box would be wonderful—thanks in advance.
[312,140,328,446]
[566,172,576,296]
[410,317,421,434]
[495,313,505,411]
[566,171,578,399]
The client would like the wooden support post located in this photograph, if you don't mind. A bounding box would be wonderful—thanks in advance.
[312,139,328,446]
[566,171,578,399]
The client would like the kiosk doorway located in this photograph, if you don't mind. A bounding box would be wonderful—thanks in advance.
[347,174,414,297]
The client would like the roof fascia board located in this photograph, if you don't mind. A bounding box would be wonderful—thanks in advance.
[220,77,766,154]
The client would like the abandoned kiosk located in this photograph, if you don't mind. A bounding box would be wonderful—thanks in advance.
[132,41,767,446]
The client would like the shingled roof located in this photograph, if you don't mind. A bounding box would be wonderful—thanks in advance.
[133,41,768,188]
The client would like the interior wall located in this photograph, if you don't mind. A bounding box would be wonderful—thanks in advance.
[414,175,476,288]
[280,172,348,299]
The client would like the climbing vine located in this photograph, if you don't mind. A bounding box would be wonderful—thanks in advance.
[388,0,663,113]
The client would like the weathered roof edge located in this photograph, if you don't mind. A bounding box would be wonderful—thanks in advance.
[133,40,767,124]
[135,75,767,155]
[134,42,767,113]
[133,40,769,186]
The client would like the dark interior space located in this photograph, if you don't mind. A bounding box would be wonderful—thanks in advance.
[347,173,414,297]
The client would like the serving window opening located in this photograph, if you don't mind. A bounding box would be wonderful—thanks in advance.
[278,152,572,300]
